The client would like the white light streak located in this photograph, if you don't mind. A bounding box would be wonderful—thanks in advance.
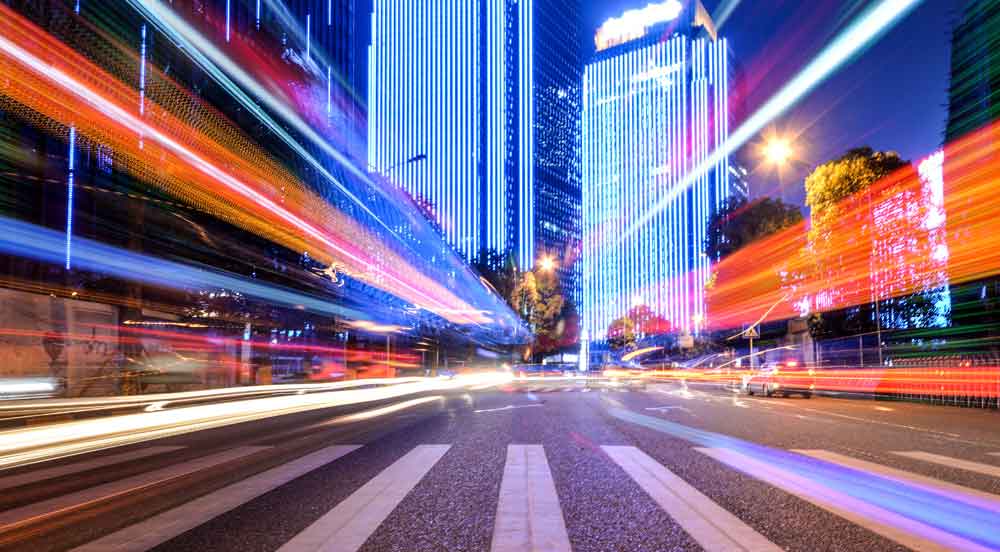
[623,0,923,240]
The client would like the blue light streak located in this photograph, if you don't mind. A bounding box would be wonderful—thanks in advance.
[65,127,75,270]
[610,408,1000,550]
[225,0,231,43]
[0,216,372,322]
[305,13,311,61]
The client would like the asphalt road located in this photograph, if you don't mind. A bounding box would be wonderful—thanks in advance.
[3,380,1000,551]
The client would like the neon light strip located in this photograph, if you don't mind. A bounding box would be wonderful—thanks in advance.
[65,127,75,270]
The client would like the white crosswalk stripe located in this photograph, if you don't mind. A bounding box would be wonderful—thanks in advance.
[72,444,361,552]
[0,446,269,532]
[892,450,1000,478]
[604,446,781,552]
[491,445,571,552]
[795,449,1000,513]
[0,445,184,492]
[696,446,993,552]
[277,444,450,552]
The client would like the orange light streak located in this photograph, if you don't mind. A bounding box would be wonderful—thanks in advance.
[0,6,490,326]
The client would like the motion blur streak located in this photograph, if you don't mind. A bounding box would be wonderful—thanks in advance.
[705,120,1000,332]
[0,373,510,470]
[623,0,921,240]
[0,216,370,321]
[125,0,385,222]
[0,379,425,414]
[610,408,1000,549]
[0,5,487,326]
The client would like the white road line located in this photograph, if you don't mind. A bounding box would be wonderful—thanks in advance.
[278,444,449,552]
[0,446,269,531]
[696,447,992,552]
[0,446,185,491]
[491,445,571,552]
[72,445,361,552]
[892,451,1000,478]
[795,450,1000,513]
[603,446,780,552]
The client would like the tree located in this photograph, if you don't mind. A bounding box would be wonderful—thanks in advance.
[607,316,636,351]
[802,147,916,337]
[509,268,567,359]
[705,196,803,260]
[471,248,519,301]
[805,147,908,245]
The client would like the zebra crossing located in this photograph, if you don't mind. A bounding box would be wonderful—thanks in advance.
[1,437,998,551]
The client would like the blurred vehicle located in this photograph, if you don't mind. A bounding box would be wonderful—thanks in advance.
[742,360,814,398]
[0,377,63,400]
[602,365,648,389]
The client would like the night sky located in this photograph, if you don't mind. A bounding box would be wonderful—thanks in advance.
[580,0,964,208]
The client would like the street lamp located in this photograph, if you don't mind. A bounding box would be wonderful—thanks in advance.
[538,256,555,272]
[763,138,793,166]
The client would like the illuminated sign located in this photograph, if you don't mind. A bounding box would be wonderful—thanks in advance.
[595,0,683,51]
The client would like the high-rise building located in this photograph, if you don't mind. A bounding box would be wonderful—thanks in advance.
[943,0,1000,340]
[534,0,583,303]
[945,0,1000,144]
[367,0,534,265]
[581,0,730,341]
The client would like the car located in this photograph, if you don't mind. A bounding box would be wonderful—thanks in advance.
[742,360,815,398]
[602,366,649,390]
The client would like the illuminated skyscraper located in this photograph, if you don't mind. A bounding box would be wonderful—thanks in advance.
[367,0,534,264]
[581,0,729,341]
[534,0,583,302]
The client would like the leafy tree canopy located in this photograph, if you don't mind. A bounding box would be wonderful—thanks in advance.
[805,147,908,242]
[705,196,803,260]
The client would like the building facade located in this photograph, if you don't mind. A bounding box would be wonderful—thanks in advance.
[367,0,534,265]
[533,0,583,302]
[581,0,730,341]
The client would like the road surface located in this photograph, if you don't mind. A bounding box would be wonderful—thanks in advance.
[1,379,999,551]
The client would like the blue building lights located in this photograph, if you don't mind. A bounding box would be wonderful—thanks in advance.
[581,2,730,342]
[368,0,534,263]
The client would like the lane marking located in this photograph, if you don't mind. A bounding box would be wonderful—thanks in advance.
[0,446,184,491]
[491,445,571,552]
[795,449,1000,513]
[603,446,780,552]
[278,444,449,552]
[892,451,1000,478]
[0,446,269,531]
[474,404,544,414]
[72,445,361,551]
[696,447,992,552]
[645,406,691,414]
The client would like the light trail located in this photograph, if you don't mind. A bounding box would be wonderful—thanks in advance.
[0,5,502,328]
[0,373,511,470]
[622,0,922,240]
[125,0,388,232]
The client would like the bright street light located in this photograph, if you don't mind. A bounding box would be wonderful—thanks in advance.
[763,138,793,165]
[538,256,555,272]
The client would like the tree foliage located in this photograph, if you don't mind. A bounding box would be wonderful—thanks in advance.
[705,196,803,260]
[471,248,519,301]
[606,316,636,351]
[805,147,908,244]
[801,147,945,337]
[606,304,673,351]
[508,265,572,358]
